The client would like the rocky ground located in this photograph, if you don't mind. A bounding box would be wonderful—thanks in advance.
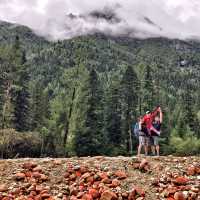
[0,156,199,200]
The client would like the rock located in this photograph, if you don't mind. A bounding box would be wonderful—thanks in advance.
[33,166,43,173]
[41,193,51,199]
[40,174,48,181]
[187,165,196,176]
[136,198,145,200]
[0,184,8,192]
[195,166,200,174]
[89,189,100,198]
[32,172,41,179]
[132,163,140,169]
[15,172,26,180]
[100,190,118,200]
[139,159,148,170]
[111,179,120,187]
[102,178,111,184]
[53,160,62,165]
[128,188,136,200]
[174,177,189,185]
[190,186,199,193]
[82,172,91,179]
[174,191,186,200]
[64,172,70,178]
[22,162,37,170]
[82,194,93,200]
[135,187,145,197]
[114,170,127,179]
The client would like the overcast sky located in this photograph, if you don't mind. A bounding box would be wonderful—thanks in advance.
[1,0,200,40]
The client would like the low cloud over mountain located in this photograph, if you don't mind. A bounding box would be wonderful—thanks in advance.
[0,0,200,40]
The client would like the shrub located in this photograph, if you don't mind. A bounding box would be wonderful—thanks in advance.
[0,129,42,158]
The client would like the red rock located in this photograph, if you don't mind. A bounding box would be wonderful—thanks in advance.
[40,174,48,181]
[79,185,85,191]
[135,187,145,197]
[75,171,81,177]
[102,178,111,184]
[80,166,88,174]
[139,159,148,170]
[22,162,37,170]
[174,177,189,185]
[70,195,78,200]
[187,166,196,176]
[33,166,43,173]
[128,188,136,200]
[98,172,108,180]
[136,198,145,200]
[82,172,91,179]
[41,193,50,199]
[114,170,127,179]
[0,184,8,192]
[25,171,32,177]
[15,172,26,180]
[100,190,118,200]
[122,192,128,198]
[36,185,43,192]
[111,179,120,187]
[69,174,76,181]
[132,163,140,169]
[64,172,70,178]
[89,188,100,198]
[195,166,200,174]
[32,172,41,179]
[82,194,93,200]
[30,191,37,196]
[86,176,94,184]
[174,192,185,200]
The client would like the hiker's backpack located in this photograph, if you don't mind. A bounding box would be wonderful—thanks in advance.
[133,122,140,138]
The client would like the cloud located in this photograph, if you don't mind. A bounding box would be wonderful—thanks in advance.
[1,0,200,40]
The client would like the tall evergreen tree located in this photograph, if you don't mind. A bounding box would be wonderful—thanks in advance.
[104,73,124,154]
[73,68,105,156]
[142,65,155,112]
[120,65,139,153]
[13,50,31,131]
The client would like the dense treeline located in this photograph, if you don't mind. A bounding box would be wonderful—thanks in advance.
[0,22,200,157]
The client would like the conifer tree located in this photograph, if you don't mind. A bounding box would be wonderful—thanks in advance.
[120,65,139,153]
[73,68,105,156]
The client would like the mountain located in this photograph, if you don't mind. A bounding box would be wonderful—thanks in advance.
[0,21,200,157]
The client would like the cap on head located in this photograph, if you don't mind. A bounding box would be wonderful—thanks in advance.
[146,111,150,114]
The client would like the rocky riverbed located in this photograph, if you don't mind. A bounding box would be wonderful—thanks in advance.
[0,156,199,200]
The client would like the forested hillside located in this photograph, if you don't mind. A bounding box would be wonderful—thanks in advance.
[0,21,200,157]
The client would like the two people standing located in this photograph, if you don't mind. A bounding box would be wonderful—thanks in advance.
[134,106,163,157]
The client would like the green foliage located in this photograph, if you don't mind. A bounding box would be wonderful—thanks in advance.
[0,21,200,157]
[169,127,200,155]
[0,129,42,158]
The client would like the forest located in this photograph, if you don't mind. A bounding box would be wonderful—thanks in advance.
[0,21,200,158]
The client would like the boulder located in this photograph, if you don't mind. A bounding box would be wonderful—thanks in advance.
[100,190,118,200]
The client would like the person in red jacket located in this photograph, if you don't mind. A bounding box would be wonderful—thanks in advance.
[141,106,161,136]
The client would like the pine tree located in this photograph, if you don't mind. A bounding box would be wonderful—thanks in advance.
[142,65,155,112]
[73,68,105,156]
[120,65,139,153]
[13,50,31,131]
[104,73,124,154]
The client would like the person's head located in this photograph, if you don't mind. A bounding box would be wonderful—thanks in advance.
[145,110,150,116]
[155,115,160,122]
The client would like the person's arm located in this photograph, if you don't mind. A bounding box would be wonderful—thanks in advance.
[139,121,142,130]
[150,106,160,119]
[160,108,163,123]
